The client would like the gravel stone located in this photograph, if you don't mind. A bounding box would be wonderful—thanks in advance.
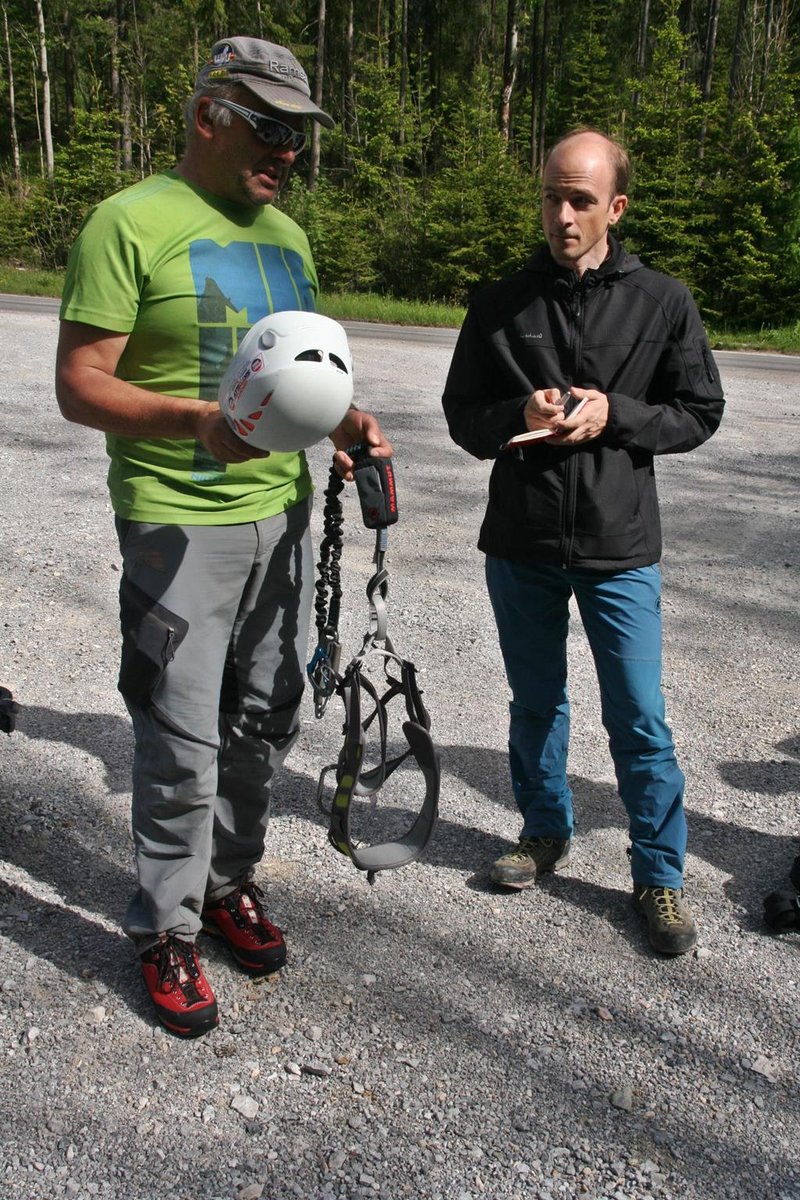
[0,308,799,1200]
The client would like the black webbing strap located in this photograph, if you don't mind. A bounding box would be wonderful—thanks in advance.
[307,448,439,881]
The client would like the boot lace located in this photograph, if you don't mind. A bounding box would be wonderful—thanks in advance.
[156,938,204,1004]
[510,837,559,862]
[647,887,684,926]
[223,882,279,944]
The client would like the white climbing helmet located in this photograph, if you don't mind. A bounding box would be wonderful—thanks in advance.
[218,310,354,452]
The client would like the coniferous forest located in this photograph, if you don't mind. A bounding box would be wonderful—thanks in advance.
[1,0,798,327]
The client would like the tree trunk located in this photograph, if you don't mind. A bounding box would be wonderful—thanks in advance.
[727,0,749,106]
[308,0,326,191]
[31,60,44,177]
[35,0,54,178]
[530,1,540,174]
[388,0,397,68]
[61,7,75,129]
[700,0,720,101]
[633,0,650,107]
[1,2,21,191]
[678,0,694,82]
[537,0,550,171]
[636,0,650,71]
[434,1,443,107]
[698,0,720,156]
[116,0,133,172]
[678,0,694,37]
[111,7,122,172]
[344,0,355,146]
[758,0,782,110]
[121,77,133,172]
[399,0,408,145]
[499,0,518,142]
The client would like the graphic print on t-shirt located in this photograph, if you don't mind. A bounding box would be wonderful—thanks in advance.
[189,239,316,482]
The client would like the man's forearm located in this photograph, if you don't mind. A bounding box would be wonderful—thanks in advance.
[56,364,211,439]
[55,319,212,440]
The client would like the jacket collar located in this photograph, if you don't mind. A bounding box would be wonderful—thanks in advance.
[525,235,641,288]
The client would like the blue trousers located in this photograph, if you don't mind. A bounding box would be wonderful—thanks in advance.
[485,557,686,889]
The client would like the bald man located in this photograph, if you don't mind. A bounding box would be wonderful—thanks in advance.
[443,129,724,956]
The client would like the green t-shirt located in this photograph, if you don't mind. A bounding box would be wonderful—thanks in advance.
[60,169,319,524]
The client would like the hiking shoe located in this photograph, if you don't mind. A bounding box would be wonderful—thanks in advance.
[202,881,287,974]
[763,887,800,933]
[0,686,18,734]
[140,936,218,1038]
[790,853,800,893]
[491,837,571,889]
[633,885,698,955]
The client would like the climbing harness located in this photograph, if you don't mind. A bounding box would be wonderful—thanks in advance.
[307,446,440,883]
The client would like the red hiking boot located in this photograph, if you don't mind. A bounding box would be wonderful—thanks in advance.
[140,936,218,1038]
[202,881,287,974]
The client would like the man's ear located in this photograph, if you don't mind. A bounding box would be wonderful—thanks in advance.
[608,194,628,226]
[194,96,216,141]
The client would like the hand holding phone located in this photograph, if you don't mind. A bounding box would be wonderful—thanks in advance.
[501,390,588,450]
[559,391,589,420]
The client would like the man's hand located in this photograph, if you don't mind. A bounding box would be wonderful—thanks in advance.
[523,387,566,434]
[329,407,393,481]
[547,387,609,445]
[193,405,270,463]
[56,321,272,458]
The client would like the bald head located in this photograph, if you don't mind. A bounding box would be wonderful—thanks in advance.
[544,129,630,198]
[541,130,629,275]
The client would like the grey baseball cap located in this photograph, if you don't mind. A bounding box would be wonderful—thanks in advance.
[196,37,334,128]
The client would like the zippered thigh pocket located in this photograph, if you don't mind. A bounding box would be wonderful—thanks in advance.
[118,576,189,709]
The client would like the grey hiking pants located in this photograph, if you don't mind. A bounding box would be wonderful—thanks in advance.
[115,498,313,950]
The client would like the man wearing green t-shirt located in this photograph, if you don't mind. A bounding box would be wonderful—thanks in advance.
[55,36,391,1038]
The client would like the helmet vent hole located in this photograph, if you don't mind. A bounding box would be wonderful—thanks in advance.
[295,349,323,363]
[329,354,348,373]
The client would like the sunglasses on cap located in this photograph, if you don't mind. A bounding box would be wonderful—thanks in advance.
[212,98,307,153]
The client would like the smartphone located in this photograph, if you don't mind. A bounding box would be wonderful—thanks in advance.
[560,391,587,419]
[499,390,588,451]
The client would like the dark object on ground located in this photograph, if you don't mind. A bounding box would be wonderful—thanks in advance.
[763,853,800,933]
[0,687,18,734]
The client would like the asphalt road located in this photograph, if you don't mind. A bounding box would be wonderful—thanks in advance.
[3,290,799,366]
[0,300,798,1200]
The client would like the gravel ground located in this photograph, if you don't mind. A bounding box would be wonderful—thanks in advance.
[0,309,798,1200]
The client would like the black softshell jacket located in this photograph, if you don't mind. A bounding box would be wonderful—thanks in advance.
[442,239,725,570]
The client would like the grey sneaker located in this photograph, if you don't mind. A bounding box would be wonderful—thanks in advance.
[491,837,571,890]
[633,885,698,955]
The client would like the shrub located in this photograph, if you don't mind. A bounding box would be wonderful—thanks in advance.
[24,110,131,269]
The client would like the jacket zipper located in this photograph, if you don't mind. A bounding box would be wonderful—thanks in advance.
[561,281,584,565]
[163,627,178,666]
